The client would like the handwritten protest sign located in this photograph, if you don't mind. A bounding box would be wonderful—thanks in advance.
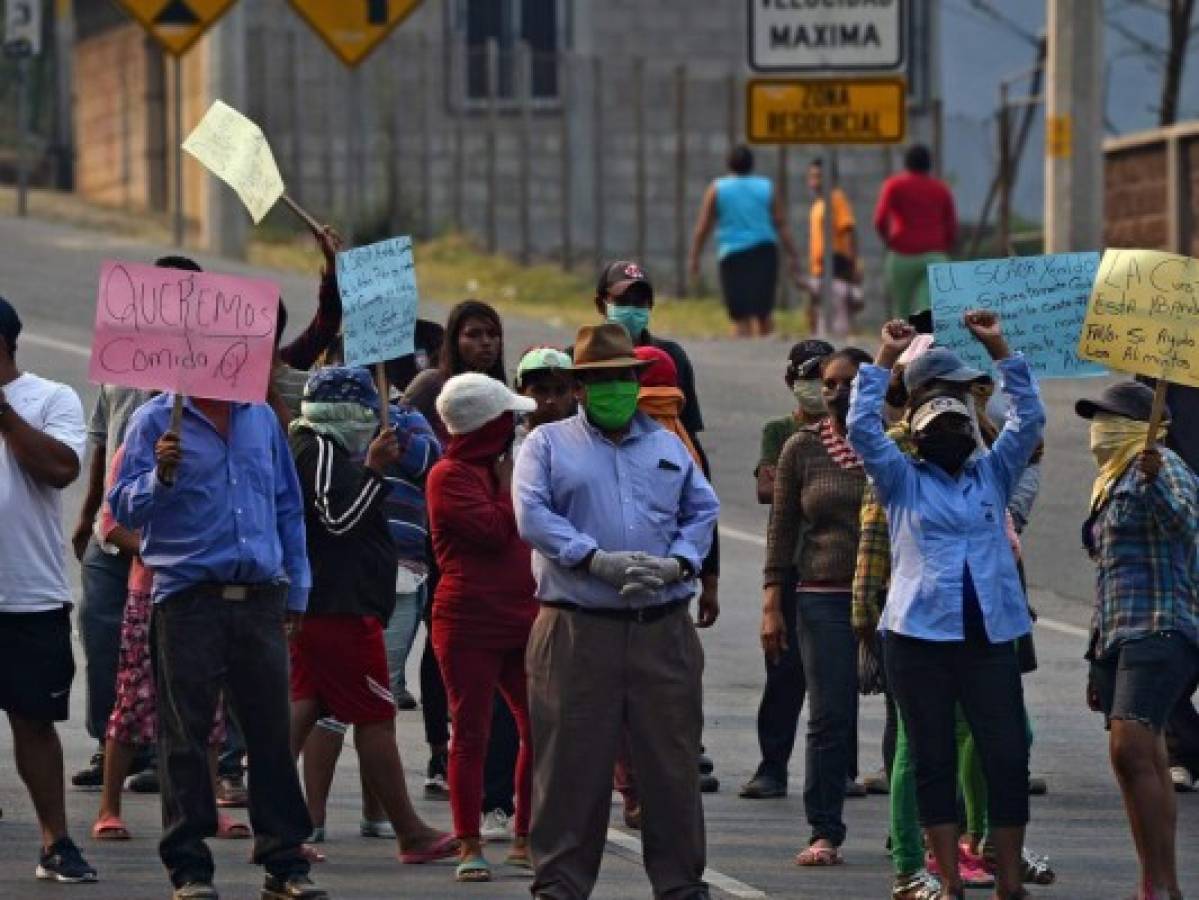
[337,237,420,367]
[930,253,1104,378]
[183,101,285,224]
[1077,248,1199,388]
[88,261,279,403]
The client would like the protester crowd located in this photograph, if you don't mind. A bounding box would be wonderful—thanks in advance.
[0,146,1197,900]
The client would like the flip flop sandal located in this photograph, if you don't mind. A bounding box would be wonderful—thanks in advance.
[795,844,844,866]
[300,842,326,863]
[504,850,534,872]
[455,856,492,883]
[399,832,460,865]
[216,815,251,839]
[91,816,132,841]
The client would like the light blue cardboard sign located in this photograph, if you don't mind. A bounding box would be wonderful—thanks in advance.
[336,236,419,367]
[929,252,1106,378]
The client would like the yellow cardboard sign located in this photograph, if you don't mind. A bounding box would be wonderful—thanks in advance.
[112,0,237,57]
[182,101,285,224]
[1078,248,1199,387]
[747,78,906,145]
[287,0,423,68]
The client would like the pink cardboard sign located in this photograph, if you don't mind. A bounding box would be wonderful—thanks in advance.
[88,260,280,403]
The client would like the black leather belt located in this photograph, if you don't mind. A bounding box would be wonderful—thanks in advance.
[543,598,688,623]
[187,583,283,602]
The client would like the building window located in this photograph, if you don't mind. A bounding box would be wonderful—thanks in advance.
[454,0,563,104]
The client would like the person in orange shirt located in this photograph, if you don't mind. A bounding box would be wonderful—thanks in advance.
[806,159,863,338]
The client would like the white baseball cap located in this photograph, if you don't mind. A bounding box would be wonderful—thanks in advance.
[437,372,537,435]
[910,395,972,434]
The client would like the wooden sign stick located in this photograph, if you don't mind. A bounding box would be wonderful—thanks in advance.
[1145,379,1169,450]
[280,194,324,236]
[160,393,186,486]
[375,362,390,428]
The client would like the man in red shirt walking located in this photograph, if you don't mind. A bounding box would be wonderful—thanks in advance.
[873,144,958,319]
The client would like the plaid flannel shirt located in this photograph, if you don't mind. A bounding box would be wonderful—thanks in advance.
[1087,447,1199,659]
[851,422,915,631]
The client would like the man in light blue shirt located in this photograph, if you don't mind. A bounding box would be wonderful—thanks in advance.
[514,323,719,900]
[111,394,324,900]
[847,312,1045,900]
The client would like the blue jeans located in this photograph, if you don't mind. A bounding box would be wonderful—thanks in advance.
[384,587,425,696]
[795,591,857,847]
[78,538,131,742]
[754,576,805,782]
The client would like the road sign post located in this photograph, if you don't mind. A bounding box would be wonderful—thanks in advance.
[748,0,904,73]
[746,0,908,340]
[286,0,423,68]
[6,0,42,218]
[746,77,906,145]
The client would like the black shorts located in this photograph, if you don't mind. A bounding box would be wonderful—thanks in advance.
[0,607,76,722]
[1090,631,1199,732]
[718,241,779,320]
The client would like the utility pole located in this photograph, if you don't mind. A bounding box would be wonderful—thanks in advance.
[1043,0,1104,253]
[205,4,248,257]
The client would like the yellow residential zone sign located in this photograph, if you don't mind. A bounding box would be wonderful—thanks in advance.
[287,0,423,68]
[747,78,906,145]
[112,0,237,57]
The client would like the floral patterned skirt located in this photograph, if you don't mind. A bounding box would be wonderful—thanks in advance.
[105,589,224,747]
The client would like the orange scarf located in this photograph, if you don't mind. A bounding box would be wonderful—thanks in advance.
[637,387,701,465]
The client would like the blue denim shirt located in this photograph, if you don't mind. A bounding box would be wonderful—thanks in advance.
[513,410,719,609]
[847,357,1045,642]
[109,394,311,611]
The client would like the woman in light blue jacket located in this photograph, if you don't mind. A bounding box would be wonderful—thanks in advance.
[847,312,1046,900]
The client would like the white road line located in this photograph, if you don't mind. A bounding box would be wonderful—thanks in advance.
[1035,616,1089,638]
[21,332,91,358]
[606,828,768,899]
[721,524,1090,640]
[722,525,766,547]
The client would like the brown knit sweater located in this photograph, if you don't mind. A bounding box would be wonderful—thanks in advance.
[764,426,867,588]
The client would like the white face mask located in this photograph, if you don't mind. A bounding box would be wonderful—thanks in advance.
[792,380,826,416]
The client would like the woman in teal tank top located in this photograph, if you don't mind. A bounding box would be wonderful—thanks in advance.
[689,146,801,338]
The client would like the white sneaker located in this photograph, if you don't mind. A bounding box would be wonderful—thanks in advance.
[481,808,513,842]
[1171,766,1196,792]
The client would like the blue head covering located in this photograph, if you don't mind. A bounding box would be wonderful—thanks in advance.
[303,366,380,409]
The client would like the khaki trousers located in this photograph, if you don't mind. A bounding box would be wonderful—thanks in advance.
[526,604,708,900]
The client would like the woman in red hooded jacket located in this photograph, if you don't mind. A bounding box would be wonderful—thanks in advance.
[427,372,540,883]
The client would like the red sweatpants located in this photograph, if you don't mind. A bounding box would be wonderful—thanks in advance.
[434,640,533,840]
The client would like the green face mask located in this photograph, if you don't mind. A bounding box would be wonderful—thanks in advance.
[792,380,827,417]
[606,304,651,341]
[585,380,641,431]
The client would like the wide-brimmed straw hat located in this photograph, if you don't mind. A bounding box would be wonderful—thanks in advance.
[570,324,652,371]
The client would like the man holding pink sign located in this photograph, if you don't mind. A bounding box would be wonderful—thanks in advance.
[103,262,326,900]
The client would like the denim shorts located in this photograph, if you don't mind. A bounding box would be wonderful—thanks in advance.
[1090,631,1199,731]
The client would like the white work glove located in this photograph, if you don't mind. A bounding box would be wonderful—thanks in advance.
[588,550,649,589]
[620,556,685,597]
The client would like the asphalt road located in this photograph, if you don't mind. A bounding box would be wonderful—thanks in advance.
[0,212,1195,899]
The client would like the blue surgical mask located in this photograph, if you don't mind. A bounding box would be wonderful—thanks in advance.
[606,304,651,340]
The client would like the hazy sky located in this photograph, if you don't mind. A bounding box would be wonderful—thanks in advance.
[940,0,1198,221]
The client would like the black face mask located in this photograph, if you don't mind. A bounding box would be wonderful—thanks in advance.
[916,431,976,475]
[826,387,852,428]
